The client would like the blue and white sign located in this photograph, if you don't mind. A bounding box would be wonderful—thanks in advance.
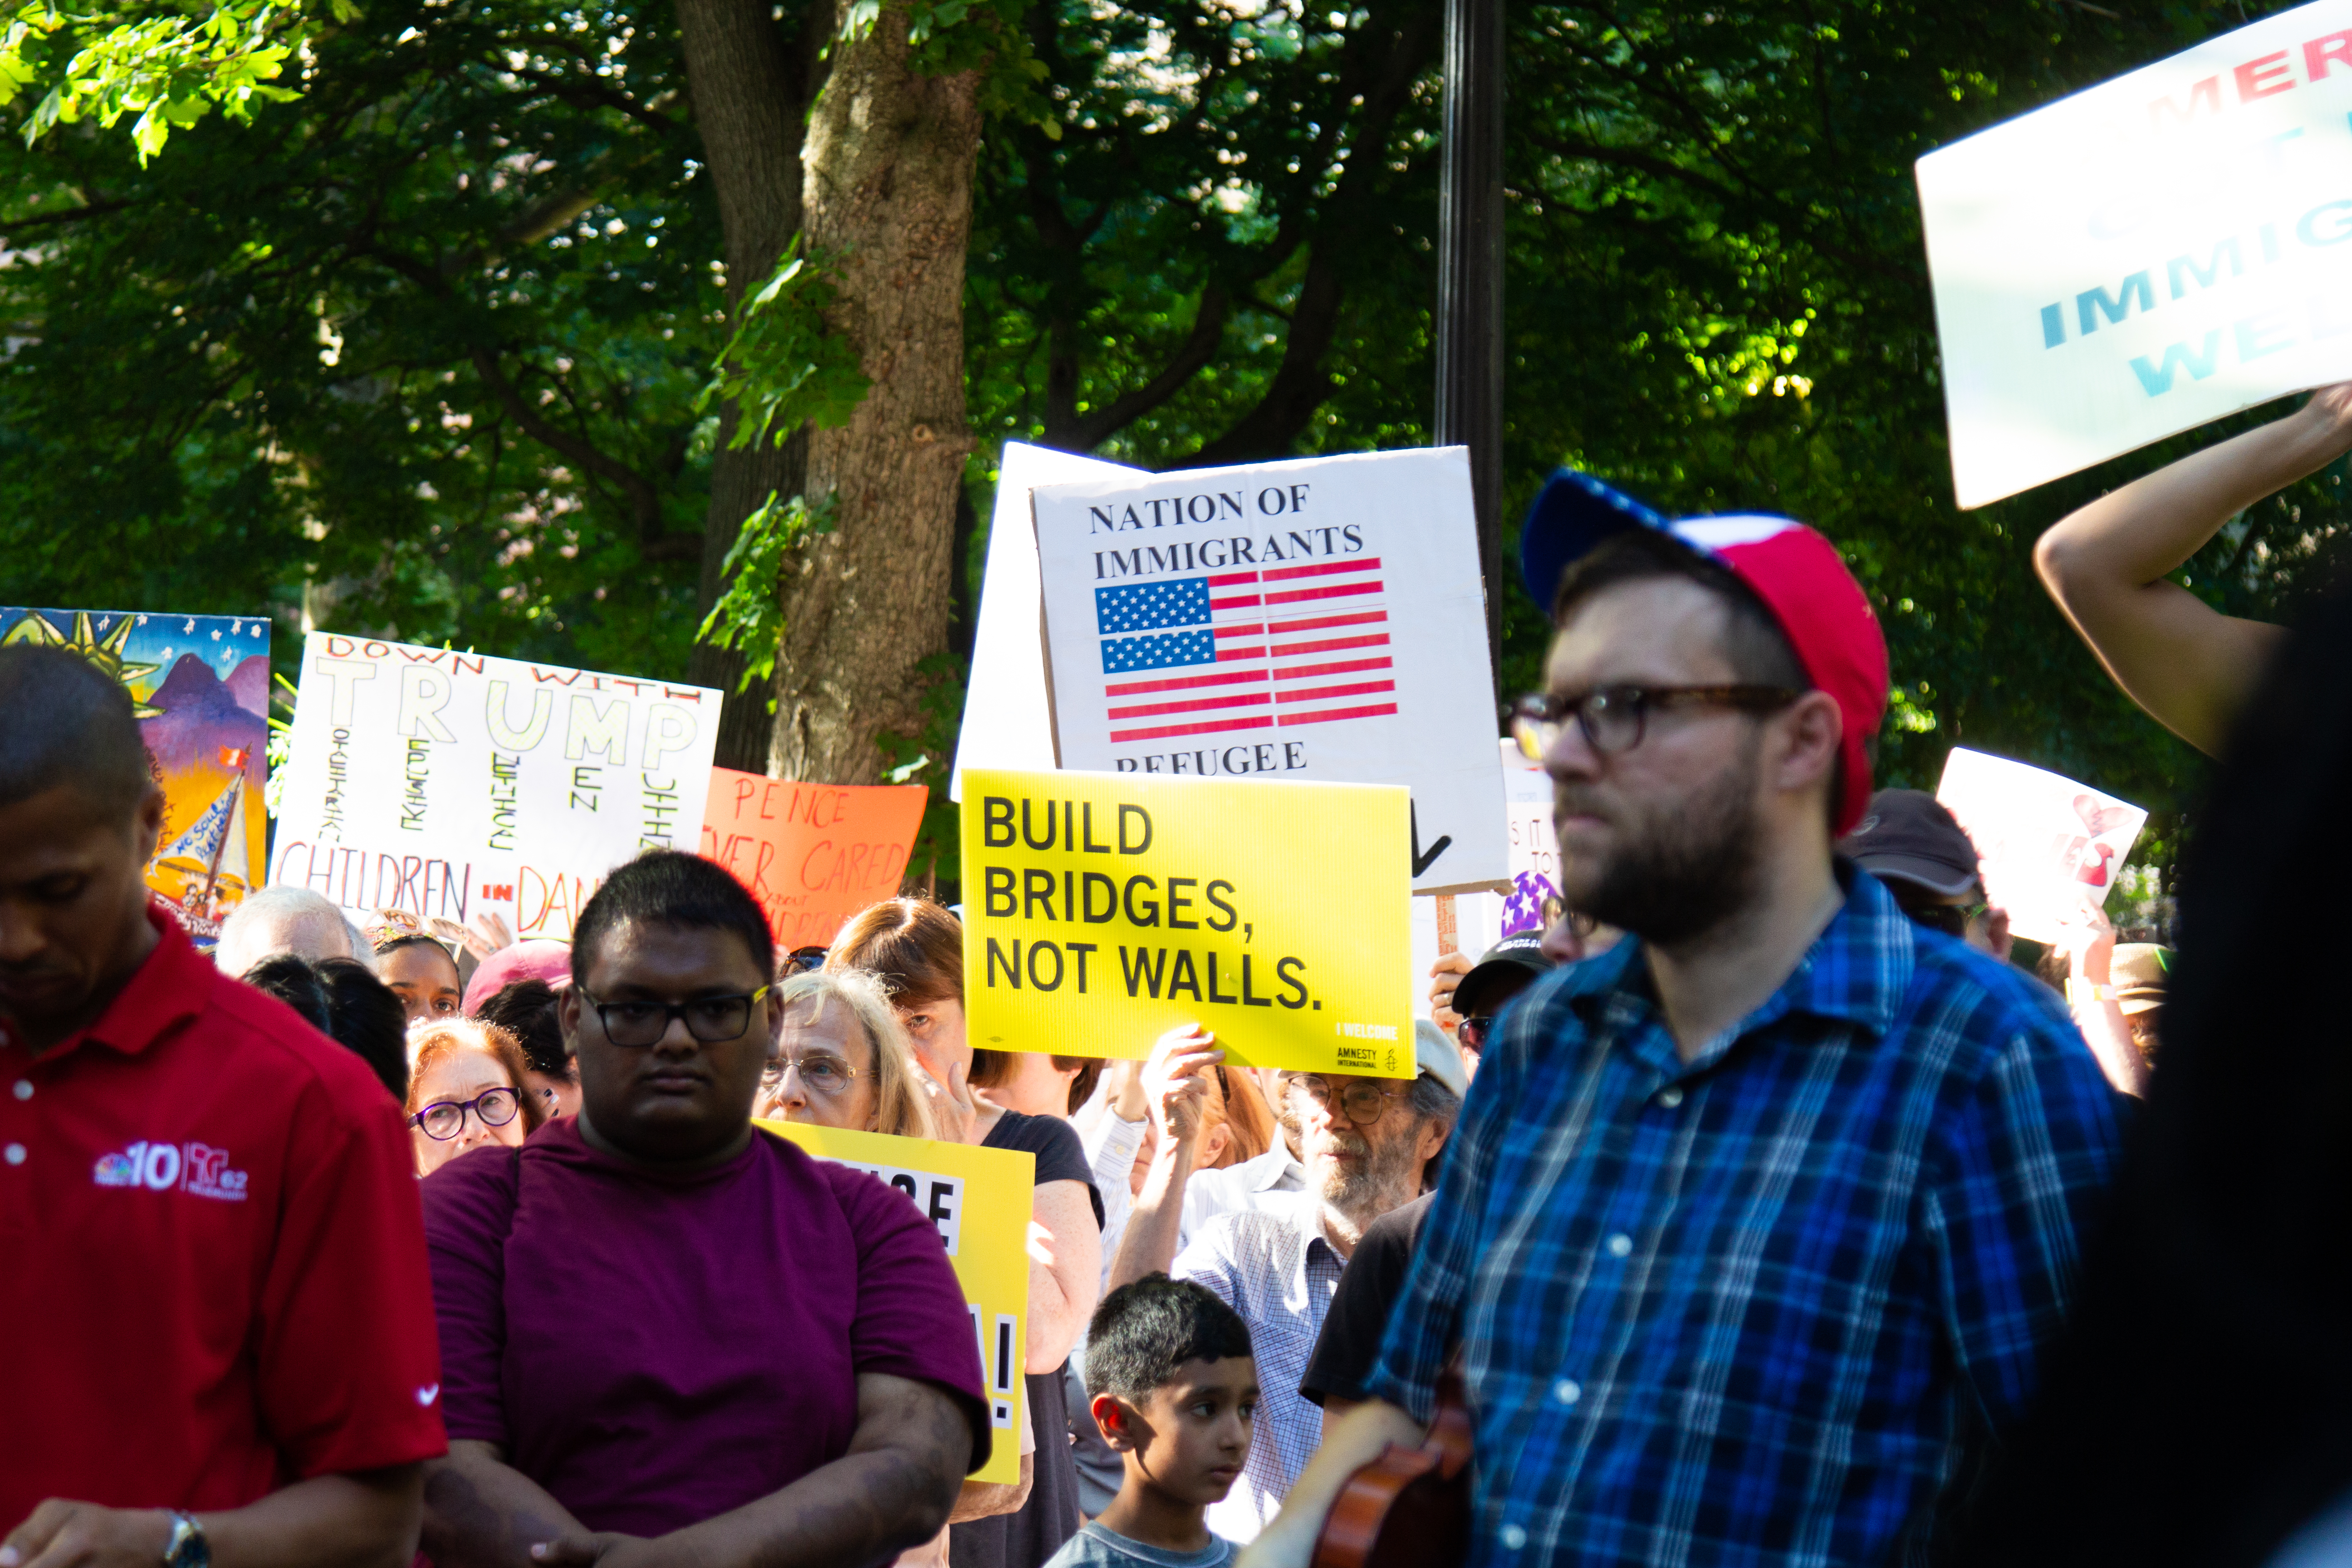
[1918,0,2352,506]
[1031,448,1506,893]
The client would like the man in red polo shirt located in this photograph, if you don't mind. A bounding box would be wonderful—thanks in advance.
[0,646,446,1568]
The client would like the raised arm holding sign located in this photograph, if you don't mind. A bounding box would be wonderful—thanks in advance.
[2034,385,2347,754]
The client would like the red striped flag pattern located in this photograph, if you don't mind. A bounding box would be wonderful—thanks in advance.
[1102,557,1395,744]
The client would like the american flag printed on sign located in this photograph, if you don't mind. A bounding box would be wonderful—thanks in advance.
[1092,557,1394,743]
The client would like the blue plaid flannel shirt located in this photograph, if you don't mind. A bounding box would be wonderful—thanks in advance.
[1364,867,2127,1568]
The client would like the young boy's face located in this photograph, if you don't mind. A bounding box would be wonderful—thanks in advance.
[1098,1355,1259,1505]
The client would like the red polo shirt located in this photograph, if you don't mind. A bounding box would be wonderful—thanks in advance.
[0,909,446,1528]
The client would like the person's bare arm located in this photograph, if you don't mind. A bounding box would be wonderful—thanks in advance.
[536,1372,972,1568]
[944,1454,1033,1523]
[1025,1178,1102,1373]
[1107,1031,1219,1291]
[418,1441,589,1568]
[1234,1400,1423,1568]
[4,1466,425,1568]
[2052,906,2149,1098]
[2032,390,2352,752]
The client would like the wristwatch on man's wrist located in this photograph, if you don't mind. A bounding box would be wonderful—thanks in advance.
[162,1511,209,1568]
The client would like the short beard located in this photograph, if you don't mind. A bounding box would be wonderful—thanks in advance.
[1316,1121,1424,1225]
[1561,734,1765,948]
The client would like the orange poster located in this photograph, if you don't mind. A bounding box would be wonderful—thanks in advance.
[700,767,929,950]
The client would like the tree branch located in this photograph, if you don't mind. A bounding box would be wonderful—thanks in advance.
[0,198,136,235]
[1060,283,1231,450]
[468,348,694,560]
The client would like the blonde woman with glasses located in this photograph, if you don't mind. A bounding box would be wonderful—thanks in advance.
[753,968,939,1141]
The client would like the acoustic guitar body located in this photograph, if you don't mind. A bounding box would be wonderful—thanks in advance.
[1309,1375,1475,1568]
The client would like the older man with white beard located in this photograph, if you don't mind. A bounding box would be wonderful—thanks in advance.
[1106,1025,1464,1543]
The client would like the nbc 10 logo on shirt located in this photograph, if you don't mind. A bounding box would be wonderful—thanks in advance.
[93,1140,249,1201]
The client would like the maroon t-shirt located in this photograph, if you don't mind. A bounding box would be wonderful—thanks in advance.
[422,1117,990,1535]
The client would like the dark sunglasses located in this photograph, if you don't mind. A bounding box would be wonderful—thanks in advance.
[1457,1015,1496,1053]
[782,946,828,976]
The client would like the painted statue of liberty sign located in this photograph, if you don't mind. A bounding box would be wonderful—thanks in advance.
[2,608,270,947]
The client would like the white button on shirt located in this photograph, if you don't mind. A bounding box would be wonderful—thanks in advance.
[1607,1232,1634,1258]
[4,1142,24,1166]
[1501,1524,1529,1551]
[1656,1085,1684,1108]
[1553,1378,1581,1405]
[11,1079,29,1101]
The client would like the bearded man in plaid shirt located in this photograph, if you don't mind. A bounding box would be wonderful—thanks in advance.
[1241,478,2127,1568]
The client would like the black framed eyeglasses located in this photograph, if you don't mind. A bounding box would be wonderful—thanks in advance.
[1511,685,1804,760]
[411,1087,522,1141]
[578,985,774,1047]
[760,1051,861,1096]
[782,946,828,976]
[1283,1074,1405,1126]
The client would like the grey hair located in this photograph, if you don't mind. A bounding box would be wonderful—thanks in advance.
[774,967,940,1141]
[1407,1073,1462,1126]
[216,887,358,975]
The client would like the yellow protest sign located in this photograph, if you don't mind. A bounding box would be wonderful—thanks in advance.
[759,1120,1034,1484]
[960,767,1413,1073]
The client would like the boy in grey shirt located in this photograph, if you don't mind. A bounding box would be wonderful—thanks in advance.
[1050,1275,1257,1568]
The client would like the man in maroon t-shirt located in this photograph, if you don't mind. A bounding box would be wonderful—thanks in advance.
[420,851,989,1568]
[0,646,446,1568]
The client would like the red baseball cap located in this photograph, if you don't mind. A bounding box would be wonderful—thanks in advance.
[1521,468,1888,836]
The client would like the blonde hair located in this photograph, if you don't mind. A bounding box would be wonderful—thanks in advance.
[405,1017,546,1134]
[775,968,940,1142]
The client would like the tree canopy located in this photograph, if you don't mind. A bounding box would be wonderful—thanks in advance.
[1,0,2331,896]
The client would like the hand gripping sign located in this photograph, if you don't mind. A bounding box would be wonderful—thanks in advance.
[961,768,1415,1073]
[1918,0,2352,506]
[1026,447,1506,893]
[759,1120,1033,1482]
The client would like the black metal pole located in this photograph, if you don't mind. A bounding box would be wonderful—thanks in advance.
[1436,0,1505,676]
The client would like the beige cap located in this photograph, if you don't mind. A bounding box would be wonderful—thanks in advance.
[2112,944,2173,1016]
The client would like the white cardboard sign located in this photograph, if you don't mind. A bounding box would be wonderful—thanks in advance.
[951,442,1142,802]
[1031,448,1506,892]
[1408,740,1560,1011]
[1917,0,2352,507]
[1935,746,2147,945]
[273,633,721,938]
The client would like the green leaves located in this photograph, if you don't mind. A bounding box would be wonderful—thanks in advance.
[0,0,309,162]
[696,239,870,453]
[695,489,840,698]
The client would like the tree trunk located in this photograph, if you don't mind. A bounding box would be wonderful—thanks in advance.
[770,6,980,784]
[676,0,818,771]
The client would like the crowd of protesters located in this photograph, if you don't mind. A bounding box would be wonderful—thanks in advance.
[15,382,2352,1568]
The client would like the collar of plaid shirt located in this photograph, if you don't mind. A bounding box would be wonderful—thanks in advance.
[1556,864,1913,1075]
[1363,865,2127,1568]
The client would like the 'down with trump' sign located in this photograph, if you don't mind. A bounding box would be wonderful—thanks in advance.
[960,767,1413,1073]
[274,633,721,937]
